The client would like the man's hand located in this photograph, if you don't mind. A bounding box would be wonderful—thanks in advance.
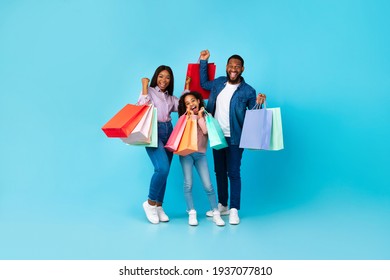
[256,93,266,105]
[200,50,210,60]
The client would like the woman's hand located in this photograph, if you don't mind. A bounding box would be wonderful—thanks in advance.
[141,78,150,95]
[141,78,150,87]
[256,93,266,105]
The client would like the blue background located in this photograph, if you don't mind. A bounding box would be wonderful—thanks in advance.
[0,0,389,259]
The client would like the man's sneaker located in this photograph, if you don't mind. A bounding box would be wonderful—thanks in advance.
[229,208,240,225]
[212,210,225,226]
[143,201,159,224]
[157,206,169,222]
[206,203,230,217]
[188,209,198,226]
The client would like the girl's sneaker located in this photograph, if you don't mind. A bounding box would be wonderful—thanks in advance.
[206,203,229,217]
[212,210,225,226]
[188,209,198,226]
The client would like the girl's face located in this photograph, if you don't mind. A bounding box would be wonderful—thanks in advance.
[184,94,201,114]
[157,70,171,92]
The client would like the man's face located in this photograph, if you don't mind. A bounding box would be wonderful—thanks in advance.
[226,58,244,84]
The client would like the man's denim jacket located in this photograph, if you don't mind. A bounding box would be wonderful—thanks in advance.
[200,59,257,145]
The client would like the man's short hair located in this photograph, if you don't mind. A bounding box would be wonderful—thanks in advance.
[227,54,244,66]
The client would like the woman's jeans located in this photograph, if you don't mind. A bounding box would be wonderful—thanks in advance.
[145,121,173,203]
[179,152,218,211]
[212,137,244,210]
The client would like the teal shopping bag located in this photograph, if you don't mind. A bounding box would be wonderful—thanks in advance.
[268,107,284,150]
[204,110,228,150]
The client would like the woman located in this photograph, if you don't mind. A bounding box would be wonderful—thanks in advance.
[137,65,178,224]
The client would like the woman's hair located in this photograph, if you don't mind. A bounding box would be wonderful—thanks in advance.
[150,65,174,96]
[178,91,205,116]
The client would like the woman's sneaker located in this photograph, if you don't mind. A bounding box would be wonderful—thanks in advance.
[206,203,229,217]
[157,206,169,222]
[143,201,159,224]
[188,209,198,226]
[212,210,225,226]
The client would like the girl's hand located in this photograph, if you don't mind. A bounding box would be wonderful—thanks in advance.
[256,93,266,105]
[200,50,210,60]
[185,76,191,90]
[186,107,193,117]
[198,107,205,118]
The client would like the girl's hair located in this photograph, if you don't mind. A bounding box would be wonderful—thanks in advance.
[150,65,174,96]
[178,91,205,116]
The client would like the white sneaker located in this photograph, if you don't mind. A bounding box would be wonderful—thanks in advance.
[206,203,229,217]
[212,210,225,226]
[188,209,198,226]
[229,208,240,225]
[143,201,159,224]
[157,206,169,222]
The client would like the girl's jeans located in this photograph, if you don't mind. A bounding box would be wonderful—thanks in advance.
[179,152,218,211]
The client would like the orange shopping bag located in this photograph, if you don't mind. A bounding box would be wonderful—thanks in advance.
[102,104,149,137]
[185,62,216,99]
[174,116,198,156]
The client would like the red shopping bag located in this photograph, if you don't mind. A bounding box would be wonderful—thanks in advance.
[174,117,198,156]
[102,104,149,137]
[165,114,187,152]
[185,63,216,99]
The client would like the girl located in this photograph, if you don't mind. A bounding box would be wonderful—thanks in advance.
[138,65,178,224]
[177,91,225,226]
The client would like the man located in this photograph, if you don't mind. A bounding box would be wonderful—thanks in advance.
[199,50,265,225]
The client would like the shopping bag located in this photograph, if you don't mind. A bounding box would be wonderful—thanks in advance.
[121,105,153,144]
[127,107,158,148]
[204,110,228,150]
[185,62,216,99]
[239,103,273,150]
[174,117,198,156]
[268,107,284,150]
[165,114,187,152]
[102,104,149,137]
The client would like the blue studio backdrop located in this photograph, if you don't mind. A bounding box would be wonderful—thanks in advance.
[0,0,389,259]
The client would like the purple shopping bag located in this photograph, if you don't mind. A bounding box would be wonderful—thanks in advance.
[239,103,273,150]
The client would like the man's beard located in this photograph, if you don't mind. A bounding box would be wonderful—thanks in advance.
[226,71,242,84]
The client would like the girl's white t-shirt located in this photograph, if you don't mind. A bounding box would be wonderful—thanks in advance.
[214,82,239,137]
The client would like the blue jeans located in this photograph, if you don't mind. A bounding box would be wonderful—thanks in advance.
[145,121,173,203]
[179,152,218,211]
[212,137,244,210]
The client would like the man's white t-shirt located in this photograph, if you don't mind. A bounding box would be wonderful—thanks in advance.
[214,82,239,137]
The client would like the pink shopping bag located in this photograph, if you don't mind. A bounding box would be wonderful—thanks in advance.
[164,114,187,152]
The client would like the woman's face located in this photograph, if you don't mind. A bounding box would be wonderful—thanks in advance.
[184,94,200,114]
[157,70,171,92]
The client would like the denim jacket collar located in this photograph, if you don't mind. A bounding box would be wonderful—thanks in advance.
[222,76,247,90]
